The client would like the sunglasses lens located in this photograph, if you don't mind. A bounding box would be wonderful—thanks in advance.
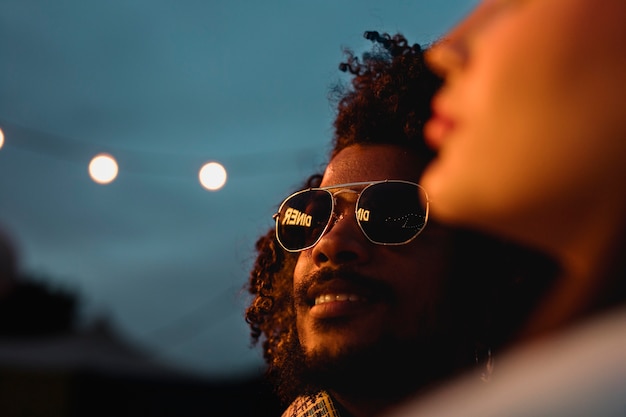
[357,182,427,244]
[276,190,333,251]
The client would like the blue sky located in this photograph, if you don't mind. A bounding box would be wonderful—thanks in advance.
[0,0,475,378]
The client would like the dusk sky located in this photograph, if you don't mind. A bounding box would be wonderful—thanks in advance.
[0,0,475,378]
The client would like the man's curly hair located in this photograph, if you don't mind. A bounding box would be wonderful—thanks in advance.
[329,31,440,161]
[244,31,443,404]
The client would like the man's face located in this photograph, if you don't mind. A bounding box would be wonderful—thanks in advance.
[292,144,455,379]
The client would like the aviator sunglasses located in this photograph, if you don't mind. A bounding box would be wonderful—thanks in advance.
[273,180,429,252]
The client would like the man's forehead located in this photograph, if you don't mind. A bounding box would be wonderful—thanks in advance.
[322,144,423,185]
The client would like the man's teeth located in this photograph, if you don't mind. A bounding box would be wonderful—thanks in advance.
[314,294,364,305]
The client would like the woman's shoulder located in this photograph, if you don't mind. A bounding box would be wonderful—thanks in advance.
[386,306,626,417]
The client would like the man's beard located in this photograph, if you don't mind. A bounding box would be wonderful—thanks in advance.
[271,266,475,406]
[275,325,466,406]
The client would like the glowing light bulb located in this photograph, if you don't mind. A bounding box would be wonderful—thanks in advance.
[0,128,4,150]
[199,161,227,191]
[89,153,118,184]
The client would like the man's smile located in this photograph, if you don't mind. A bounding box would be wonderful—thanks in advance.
[300,274,389,320]
[314,293,366,305]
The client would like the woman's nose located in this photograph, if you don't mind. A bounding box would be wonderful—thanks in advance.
[426,35,468,78]
[426,2,501,77]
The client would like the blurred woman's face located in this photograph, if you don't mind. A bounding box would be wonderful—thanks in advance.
[422,0,626,254]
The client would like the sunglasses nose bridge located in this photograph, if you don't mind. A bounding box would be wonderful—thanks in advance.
[329,190,359,223]
[321,205,368,255]
[326,211,344,231]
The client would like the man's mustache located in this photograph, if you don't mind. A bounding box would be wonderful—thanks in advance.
[293,266,393,305]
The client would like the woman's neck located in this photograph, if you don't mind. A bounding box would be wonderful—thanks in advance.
[518,219,626,343]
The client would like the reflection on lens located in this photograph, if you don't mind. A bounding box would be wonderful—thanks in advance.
[277,190,333,251]
[358,182,427,244]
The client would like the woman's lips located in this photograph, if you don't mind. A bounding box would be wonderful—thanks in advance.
[425,104,456,151]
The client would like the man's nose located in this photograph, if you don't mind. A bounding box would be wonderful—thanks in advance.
[310,205,372,266]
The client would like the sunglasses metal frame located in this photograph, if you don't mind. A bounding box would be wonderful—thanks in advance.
[273,180,429,252]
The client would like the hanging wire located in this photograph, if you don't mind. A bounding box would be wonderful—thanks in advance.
[0,119,324,182]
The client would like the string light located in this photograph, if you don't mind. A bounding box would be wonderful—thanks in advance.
[0,121,233,190]
[0,119,322,189]
[198,162,227,191]
[89,153,119,185]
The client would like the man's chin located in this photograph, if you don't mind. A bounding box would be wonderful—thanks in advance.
[275,334,459,405]
[301,343,417,398]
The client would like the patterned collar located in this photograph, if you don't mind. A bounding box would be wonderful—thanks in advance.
[281,391,341,417]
